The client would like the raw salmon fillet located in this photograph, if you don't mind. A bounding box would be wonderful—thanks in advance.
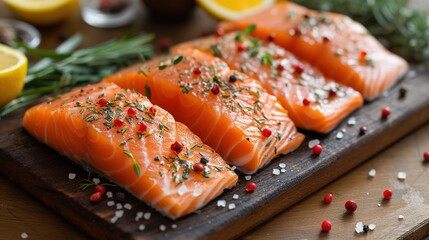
[23,82,238,219]
[173,32,363,133]
[218,2,409,100]
[104,49,304,174]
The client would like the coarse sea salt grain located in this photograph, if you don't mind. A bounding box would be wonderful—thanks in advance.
[231,166,237,171]
[217,200,226,207]
[355,221,364,233]
[336,132,344,139]
[398,215,404,220]
[116,203,123,209]
[178,184,188,196]
[281,169,286,173]
[348,117,356,126]
[369,224,376,230]
[279,163,286,169]
[107,201,115,207]
[368,169,376,177]
[342,128,346,133]
[192,188,202,197]
[308,139,320,149]
[228,203,236,210]
[377,203,381,207]
[143,212,151,220]
[92,178,101,184]
[68,173,76,180]
[272,168,280,175]
[115,210,124,218]
[135,212,143,221]
[159,225,167,232]
[106,191,113,198]
[111,216,118,224]
[245,175,252,181]
[171,224,177,229]
[138,224,145,231]
[20,232,28,239]
[124,203,132,210]
[233,194,239,200]
[398,171,407,180]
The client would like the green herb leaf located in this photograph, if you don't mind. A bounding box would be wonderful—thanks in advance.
[158,65,167,70]
[173,56,183,65]
[145,84,151,99]
[244,24,257,35]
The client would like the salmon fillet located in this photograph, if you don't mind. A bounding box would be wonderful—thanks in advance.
[173,32,363,133]
[218,2,409,100]
[22,82,238,219]
[104,49,304,174]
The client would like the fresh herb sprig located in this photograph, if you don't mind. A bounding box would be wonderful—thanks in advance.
[291,0,429,62]
[0,33,154,117]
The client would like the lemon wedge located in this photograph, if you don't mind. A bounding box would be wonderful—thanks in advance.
[3,0,79,26]
[0,44,28,107]
[197,0,276,20]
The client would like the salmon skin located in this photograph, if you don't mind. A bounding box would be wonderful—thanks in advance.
[22,82,238,219]
[104,49,304,174]
[173,32,363,133]
[218,2,409,100]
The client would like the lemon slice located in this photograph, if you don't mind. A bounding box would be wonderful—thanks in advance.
[197,0,276,20]
[0,44,28,107]
[3,0,78,26]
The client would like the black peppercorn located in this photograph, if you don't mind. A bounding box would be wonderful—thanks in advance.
[200,157,209,164]
[363,224,369,232]
[229,75,237,83]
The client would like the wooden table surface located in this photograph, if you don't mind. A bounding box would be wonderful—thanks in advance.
[1,2,429,239]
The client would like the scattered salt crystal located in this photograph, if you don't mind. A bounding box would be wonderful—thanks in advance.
[159,224,166,232]
[217,200,226,207]
[20,232,28,239]
[138,224,145,231]
[92,178,100,184]
[279,163,286,169]
[342,128,346,133]
[116,203,123,210]
[272,168,280,175]
[398,215,404,220]
[233,194,239,200]
[171,224,177,229]
[178,184,188,196]
[245,176,252,181]
[377,203,381,207]
[192,188,202,197]
[281,169,286,173]
[143,212,151,220]
[106,191,113,198]
[366,192,369,195]
[228,203,236,210]
[308,139,320,149]
[355,221,364,233]
[124,203,132,210]
[368,169,377,177]
[110,216,118,224]
[115,210,124,218]
[397,171,407,180]
[107,201,115,207]
[135,211,143,221]
[231,166,237,171]
[369,224,376,230]
[336,132,344,139]
[68,173,76,180]
[348,117,356,126]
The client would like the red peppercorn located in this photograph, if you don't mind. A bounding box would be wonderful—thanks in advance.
[215,28,224,37]
[293,26,302,35]
[192,67,202,75]
[211,84,220,95]
[149,106,157,115]
[293,64,304,74]
[236,43,246,52]
[303,98,310,106]
[276,64,284,72]
[328,89,337,97]
[90,192,102,203]
[127,107,137,117]
[138,122,147,132]
[322,36,331,42]
[424,151,429,161]
[267,33,276,42]
[245,182,256,192]
[312,144,323,155]
[113,119,124,127]
[170,141,183,154]
[323,193,333,203]
[95,185,106,195]
[381,107,391,119]
[383,189,393,200]
[193,163,204,173]
[98,98,108,106]
[160,38,172,51]
[359,51,367,58]
[345,200,357,212]
[262,128,272,138]
[321,220,332,232]
[359,126,367,135]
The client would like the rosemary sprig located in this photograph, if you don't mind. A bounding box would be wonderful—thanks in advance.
[291,0,429,62]
[0,33,154,117]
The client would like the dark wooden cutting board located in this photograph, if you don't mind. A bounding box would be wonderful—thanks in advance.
[0,65,428,240]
